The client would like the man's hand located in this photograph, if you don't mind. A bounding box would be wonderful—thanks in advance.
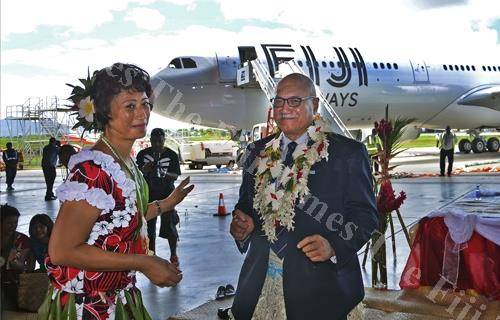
[143,162,155,174]
[297,235,335,262]
[230,209,254,241]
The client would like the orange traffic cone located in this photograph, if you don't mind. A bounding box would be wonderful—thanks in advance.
[214,193,228,217]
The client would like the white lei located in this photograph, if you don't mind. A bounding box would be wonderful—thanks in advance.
[253,121,329,242]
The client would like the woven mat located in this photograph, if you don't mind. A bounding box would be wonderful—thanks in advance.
[1,311,38,320]
[169,288,500,320]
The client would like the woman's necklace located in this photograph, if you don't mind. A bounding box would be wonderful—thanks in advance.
[99,135,149,239]
[100,136,135,179]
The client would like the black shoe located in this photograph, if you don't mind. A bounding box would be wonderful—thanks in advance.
[7,186,14,191]
[447,173,452,176]
[45,195,57,201]
[217,307,231,320]
[439,173,445,177]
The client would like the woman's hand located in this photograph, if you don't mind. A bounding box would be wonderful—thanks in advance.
[167,177,194,207]
[139,255,182,287]
[146,177,194,221]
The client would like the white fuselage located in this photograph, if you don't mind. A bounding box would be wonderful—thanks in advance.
[151,43,500,131]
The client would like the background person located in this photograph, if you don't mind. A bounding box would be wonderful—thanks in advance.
[136,128,181,265]
[41,137,59,200]
[2,142,19,191]
[1,204,35,309]
[228,73,378,320]
[58,144,78,169]
[437,125,457,176]
[58,144,78,180]
[28,214,54,271]
[44,63,194,319]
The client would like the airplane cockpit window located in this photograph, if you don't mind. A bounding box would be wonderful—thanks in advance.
[182,58,197,68]
[168,58,182,69]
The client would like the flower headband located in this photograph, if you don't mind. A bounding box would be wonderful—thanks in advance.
[66,68,103,134]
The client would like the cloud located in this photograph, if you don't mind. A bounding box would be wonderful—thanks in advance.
[411,0,469,9]
[1,0,500,128]
[216,0,500,57]
[1,0,134,40]
[159,0,197,9]
[124,8,166,30]
[63,38,109,50]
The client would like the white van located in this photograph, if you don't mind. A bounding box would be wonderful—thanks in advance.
[180,140,238,170]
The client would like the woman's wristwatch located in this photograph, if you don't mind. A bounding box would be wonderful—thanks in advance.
[154,200,162,215]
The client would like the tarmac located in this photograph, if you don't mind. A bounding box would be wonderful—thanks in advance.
[0,147,498,320]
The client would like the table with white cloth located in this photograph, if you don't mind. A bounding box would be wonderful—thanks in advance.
[400,189,500,300]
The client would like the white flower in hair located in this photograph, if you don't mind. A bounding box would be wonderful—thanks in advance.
[78,96,95,122]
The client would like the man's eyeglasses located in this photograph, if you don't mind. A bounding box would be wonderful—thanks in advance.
[270,96,316,108]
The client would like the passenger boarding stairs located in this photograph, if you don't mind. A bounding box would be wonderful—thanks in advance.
[249,59,352,138]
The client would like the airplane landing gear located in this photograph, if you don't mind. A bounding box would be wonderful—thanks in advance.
[458,139,472,153]
[471,138,486,153]
[487,137,499,152]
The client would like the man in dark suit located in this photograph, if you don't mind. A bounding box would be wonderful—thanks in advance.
[228,73,378,320]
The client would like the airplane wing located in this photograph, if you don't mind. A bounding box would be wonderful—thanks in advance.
[457,85,500,111]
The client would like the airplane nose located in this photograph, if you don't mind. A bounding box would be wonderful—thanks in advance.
[150,70,185,115]
[150,62,218,119]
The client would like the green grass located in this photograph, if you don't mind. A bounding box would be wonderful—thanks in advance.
[400,135,437,148]
[188,134,232,142]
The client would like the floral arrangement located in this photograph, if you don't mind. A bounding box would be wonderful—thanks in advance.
[376,179,407,229]
[370,113,414,289]
[373,117,413,179]
[66,68,102,134]
[253,116,329,242]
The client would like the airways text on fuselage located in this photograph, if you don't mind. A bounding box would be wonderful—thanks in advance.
[261,44,367,107]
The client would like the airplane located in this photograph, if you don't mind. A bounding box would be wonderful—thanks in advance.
[150,43,500,153]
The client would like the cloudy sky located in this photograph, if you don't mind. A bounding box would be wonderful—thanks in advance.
[1,0,499,129]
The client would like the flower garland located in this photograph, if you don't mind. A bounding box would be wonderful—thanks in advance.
[253,118,329,242]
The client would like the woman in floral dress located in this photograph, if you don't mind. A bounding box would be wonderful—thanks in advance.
[39,63,194,319]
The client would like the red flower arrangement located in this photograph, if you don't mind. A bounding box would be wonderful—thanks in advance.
[377,180,407,215]
[370,113,414,289]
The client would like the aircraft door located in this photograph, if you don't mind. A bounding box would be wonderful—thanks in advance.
[410,60,429,82]
[238,46,258,63]
[217,54,239,83]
